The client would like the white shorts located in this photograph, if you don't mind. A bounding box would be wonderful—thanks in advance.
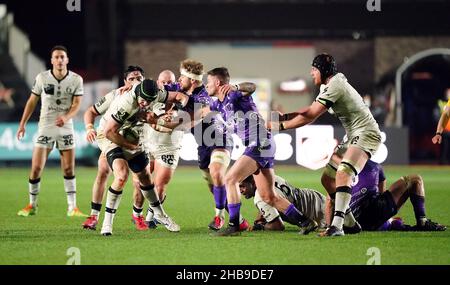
[35,124,75,150]
[147,144,181,170]
[335,131,381,158]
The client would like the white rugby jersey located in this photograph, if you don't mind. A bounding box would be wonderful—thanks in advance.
[97,85,168,140]
[144,104,184,147]
[32,70,83,128]
[315,73,380,137]
[254,175,326,226]
[93,89,120,116]
[97,88,143,140]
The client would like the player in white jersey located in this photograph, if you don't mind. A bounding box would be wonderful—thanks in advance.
[239,174,327,231]
[17,46,87,218]
[82,66,149,230]
[98,79,188,236]
[138,70,185,227]
[271,53,381,236]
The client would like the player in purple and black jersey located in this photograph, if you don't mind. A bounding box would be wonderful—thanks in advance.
[347,160,446,232]
[156,59,254,231]
[205,67,319,236]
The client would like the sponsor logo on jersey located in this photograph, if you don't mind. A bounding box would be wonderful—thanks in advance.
[48,105,69,112]
[44,84,55,95]
[114,108,129,123]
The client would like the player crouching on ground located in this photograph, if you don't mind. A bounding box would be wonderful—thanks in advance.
[239,174,327,232]
[347,160,446,232]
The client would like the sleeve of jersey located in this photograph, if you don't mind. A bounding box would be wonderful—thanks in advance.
[315,82,341,109]
[73,76,84,96]
[93,91,114,115]
[31,74,43,96]
[254,192,280,223]
[164,83,179,92]
[110,96,133,125]
[229,91,243,103]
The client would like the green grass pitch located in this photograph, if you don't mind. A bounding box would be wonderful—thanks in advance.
[0,165,449,265]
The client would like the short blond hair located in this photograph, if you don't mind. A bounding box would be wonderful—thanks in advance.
[180,59,204,77]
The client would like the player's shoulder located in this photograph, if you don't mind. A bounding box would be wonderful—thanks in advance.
[118,89,138,109]
[327,73,347,88]
[107,88,120,97]
[36,70,51,79]
[67,70,83,82]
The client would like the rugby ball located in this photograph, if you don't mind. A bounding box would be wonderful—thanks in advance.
[120,128,139,144]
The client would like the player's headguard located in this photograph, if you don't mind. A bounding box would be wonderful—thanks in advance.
[135,79,160,101]
[312,53,337,83]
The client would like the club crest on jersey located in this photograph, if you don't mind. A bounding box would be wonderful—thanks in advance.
[66,87,73,94]
[44,84,55,95]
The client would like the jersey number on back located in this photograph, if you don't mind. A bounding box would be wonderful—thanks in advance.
[275,181,291,196]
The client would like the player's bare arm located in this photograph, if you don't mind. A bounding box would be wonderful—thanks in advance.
[264,217,285,231]
[378,179,387,193]
[166,91,189,108]
[104,118,138,150]
[251,211,285,231]
[274,101,327,130]
[252,213,285,231]
[84,106,99,143]
[432,106,450,144]
[218,82,257,96]
[16,93,40,140]
[56,96,82,127]
[277,106,310,122]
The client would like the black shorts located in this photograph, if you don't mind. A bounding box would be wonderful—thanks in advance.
[354,191,398,231]
[106,148,149,173]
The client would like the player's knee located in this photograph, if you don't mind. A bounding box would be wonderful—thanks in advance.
[336,161,357,183]
[408,174,424,193]
[409,174,423,186]
[154,181,167,193]
[30,168,42,178]
[259,191,276,206]
[98,161,111,178]
[209,168,224,185]
[115,171,129,188]
[224,172,239,187]
[97,167,110,182]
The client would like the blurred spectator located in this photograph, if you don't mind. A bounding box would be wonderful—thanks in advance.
[0,81,14,108]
